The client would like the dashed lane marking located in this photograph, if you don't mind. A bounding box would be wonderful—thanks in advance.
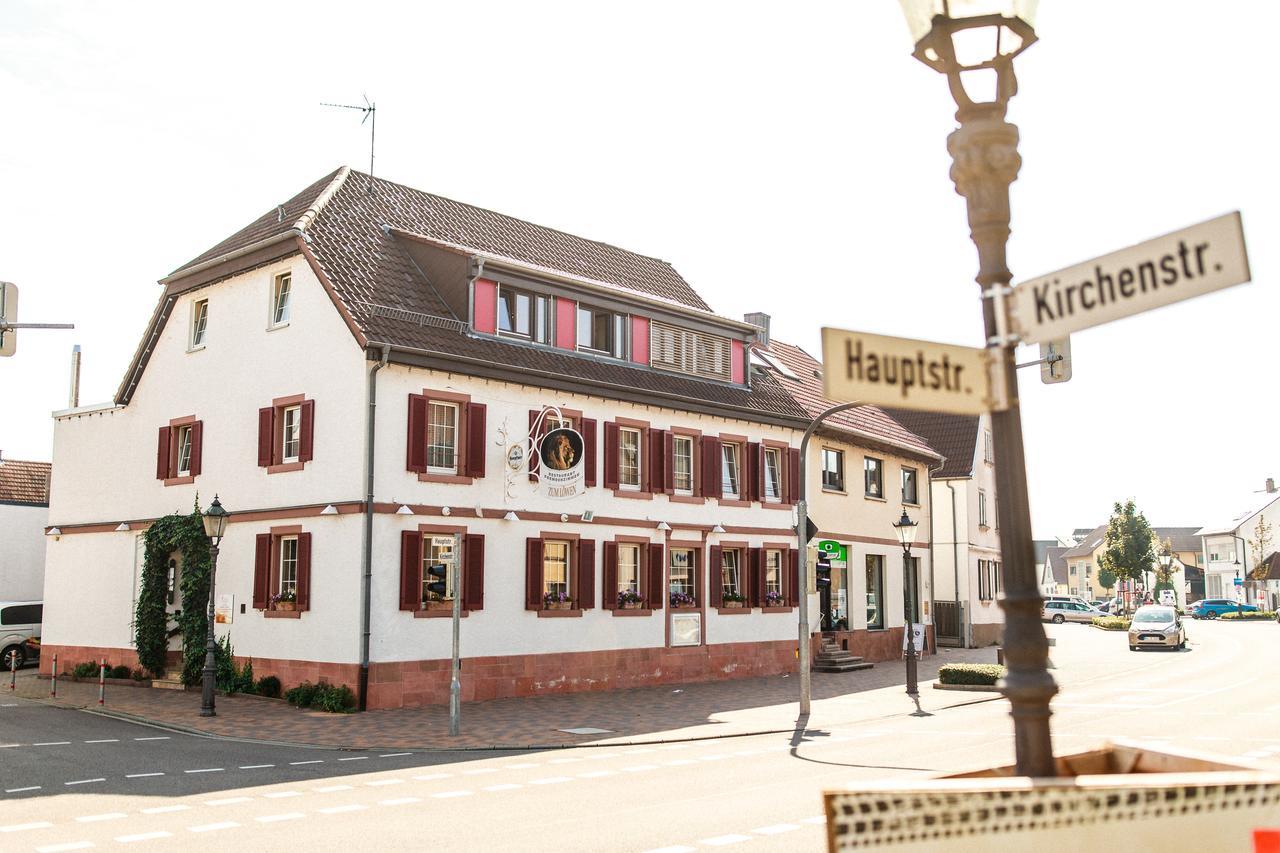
[379,752,412,758]
[318,804,367,815]
[528,777,572,785]
[500,763,538,770]
[0,743,19,748]
[65,779,106,786]
[133,737,169,741]
[34,741,71,746]
[125,773,163,779]
[577,770,617,779]
[462,767,499,775]
[753,824,800,835]
[36,843,94,852]
[365,779,405,787]
[263,791,303,799]
[337,756,368,762]
[412,773,452,782]
[183,768,223,774]
[84,739,119,744]
[314,785,353,793]
[483,784,523,792]
[255,813,305,823]
[238,764,273,770]
[75,814,126,824]
[189,822,239,833]
[1,822,54,833]
[116,831,173,843]
[701,835,752,846]
[289,760,323,766]
[379,797,422,806]
[140,805,190,815]
[205,797,252,806]
[4,786,41,793]
[430,790,474,798]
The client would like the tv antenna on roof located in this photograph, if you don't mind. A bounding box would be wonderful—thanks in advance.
[321,95,376,194]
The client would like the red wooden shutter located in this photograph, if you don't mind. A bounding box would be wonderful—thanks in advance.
[692,548,702,603]
[156,426,171,480]
[463,534,485,611]
[709,545,723,607]
[257,408,275,467]
[525,538,544,610]
[299,399,315,463]
[188,421,203,476]
[295,532,312,611]
[647,429,664,494]
[745,442,761,502]
[648,543,665,609]
[787,549,800,607]
[253,533,271,609]
[692,438,703,497]
[406,393,428,474]
[577,539,596,610]
[701,437,722,499]
[783,445,793,504]
[603,422,620,490]
[602,542,618,610]
[400,530,422,611]
[528,409,541,482]
[465,402,487,478]
[749,548,764,607]
[662,431,675,494]
[582,417,597,487]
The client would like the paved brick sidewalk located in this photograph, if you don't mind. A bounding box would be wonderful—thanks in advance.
[8,646,996,750]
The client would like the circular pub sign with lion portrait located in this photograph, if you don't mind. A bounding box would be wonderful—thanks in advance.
[537,427,586,499]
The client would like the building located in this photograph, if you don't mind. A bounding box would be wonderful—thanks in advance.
[883,410,1002,647]
[1058,526,1106,600]
[1041,545,1068,596]
[1196,479,1280,609]
[1060,523,1201,607]
[41,166,934,709]
[0,455,50,601]
[749,338,941,658]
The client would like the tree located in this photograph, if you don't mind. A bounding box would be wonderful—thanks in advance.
[1098,500,1156,613]
[1152,536,1177,593]
[1248,515,1273,581]
[1098,568,1117,594]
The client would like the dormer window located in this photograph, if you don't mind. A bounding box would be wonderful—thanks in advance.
[577,304,628,358]
[498,286,551,343]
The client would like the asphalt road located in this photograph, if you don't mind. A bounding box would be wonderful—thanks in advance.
[2,619,1277,852]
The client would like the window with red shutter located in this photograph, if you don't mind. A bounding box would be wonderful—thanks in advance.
[662,431,676,495]
[577,540,595,610]
[525,538,544,610]
[295,532,312,611]
[647,543,665,609]
[156,426,171,480]
[407,393,428,473]
[299,400,315,463]
[701,437,722,499]
[463,534,485,611]
[745,442,761,503]
[400,530,423,610]
[748,548,764,607]
[603,422,620,490]
[602,542,618,610]
[253,534,271,609]
[187,421,203,476]
[465,403,486,478]
[257,408,275,467]
[787,549,800,607]
[709,545,723,607]
[582,418,597,487]
[787,447,801,503]
[648,429,665,494]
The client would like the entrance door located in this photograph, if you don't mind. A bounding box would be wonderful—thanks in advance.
[819,582,832,630]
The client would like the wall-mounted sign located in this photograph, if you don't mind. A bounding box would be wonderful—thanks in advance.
[215,593,234,625]
[506,444,525,471]
[817,540,848,568]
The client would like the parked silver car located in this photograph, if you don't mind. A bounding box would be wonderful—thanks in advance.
[1042,599,1104,624]
[1128,605,1185,651]
[0,600,42,669]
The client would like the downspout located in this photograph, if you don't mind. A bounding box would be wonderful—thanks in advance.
[925,458,944,649]
[946,480,968,648]
[358,344,391,712]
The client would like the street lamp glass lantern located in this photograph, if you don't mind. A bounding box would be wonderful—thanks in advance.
[202,495,229,542]
[892,510,919,547]
[898,0,1038,73]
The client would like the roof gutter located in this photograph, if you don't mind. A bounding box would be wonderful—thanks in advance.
[159,230,303,286]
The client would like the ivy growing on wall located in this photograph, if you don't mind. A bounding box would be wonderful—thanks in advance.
[134,506,212,683]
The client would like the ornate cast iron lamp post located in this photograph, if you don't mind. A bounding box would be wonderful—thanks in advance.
[892,510,926,715]
[200,495,229,717]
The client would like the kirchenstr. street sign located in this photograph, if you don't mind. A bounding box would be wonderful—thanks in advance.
[1009,212,1250,344]
[821,327,1005,416]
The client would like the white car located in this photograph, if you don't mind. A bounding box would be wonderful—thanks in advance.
[1158,589,1177,607]
[1042,600,1105,624]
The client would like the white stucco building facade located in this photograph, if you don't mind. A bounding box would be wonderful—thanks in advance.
[0,457,50,602]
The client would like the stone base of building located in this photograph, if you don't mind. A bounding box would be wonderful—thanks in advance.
[818,626,937,662]
[971,622,1003,647]
[38,644,142,675]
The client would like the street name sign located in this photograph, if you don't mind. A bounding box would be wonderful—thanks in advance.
[821,327,1004,416]
[1009,212,1250,344]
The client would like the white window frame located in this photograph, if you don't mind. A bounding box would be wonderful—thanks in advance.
[497,285,534,339]
[822,448,845,492]
[721,443,741,498]
[426,401,459,475]
[669,548,695,598]
[765,550,782,596]
[576,304,628,358]
[618,544,640,595]
[270,272,292,328]
[864,456,883,499]
[281,404,302,463]
[175,425,193,477]
[618,427,642,490]
[979,490,989,528]
[865,554,885,629]
[984,429,994,464]
[721,549,741,599]
[422,535,457,601]
[543,540,571,597]
[763,448,782,503]
[673,435,694,495]
[902,467,918,505]
[189,299,209,350]
[279,535,299,597]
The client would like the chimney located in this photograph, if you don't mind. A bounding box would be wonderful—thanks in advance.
[1268,477,1276,494]
[744,312,770,346]
[69,345,81,408]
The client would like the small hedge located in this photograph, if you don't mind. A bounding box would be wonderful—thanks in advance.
[1091,616,1131,631]
[109,664,132,680]
[1221,610,1277,621]
[257,675,282,698]
[71,661,100,679]
[285,680,356,713]
[938,663,1005,686]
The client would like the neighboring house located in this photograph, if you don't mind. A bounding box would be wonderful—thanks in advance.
[1196,479,1280,609]
[1041,546,1068,596]
[1061,523,1200,607]
[883,410,1002,648]
[748,337,941,658]
[1058,526,1106,601]
[43,166,926,710]
[0,455,50,601]
[1151,526,1203,606]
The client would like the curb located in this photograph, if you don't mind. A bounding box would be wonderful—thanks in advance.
[932,683,1001,692]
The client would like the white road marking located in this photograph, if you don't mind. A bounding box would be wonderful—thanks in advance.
[34,741,71,746]
[256,813,305,823]
[0,744,19,748]
[190,822,239,833]
[205,797,252,806]
[379,797,422,806]
[65,778,106,786]
[183,768,223,774]
[640,847,697,853]
[116,831,173,843]
[238,764,272,770]
[577,770,617,779]
[289,760,323,766]
[500,763,538,770]
[529,776,573,785]
[379,752,412,757]
[699,754,730,761]
[549,757,582,764]
[318,804,367,814]
[133,737,169,741]
[365,779,405,787]
[753,824,800,835]
[701,835,752,846]
[462,767,498,775]
[5,786,41,793]
[483,783,523,791]
[412,773,452,781]
[2,821,54,833]
[37,843,95,852]
[76,813,126,823]
[84,739,119,744]
[623,748,656,755]
[314,785,353,793]
[337,756,368,762]
[664,759,697,766]
[431,790,474,798]
[125,773,164,779]
[140,805,190,815]
[623,764,659,772]
[1193,736,1231,742]
[733,750,763,757]
[263,791,302,798]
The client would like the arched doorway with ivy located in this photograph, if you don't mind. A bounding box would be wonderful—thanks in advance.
[135,509,212,685]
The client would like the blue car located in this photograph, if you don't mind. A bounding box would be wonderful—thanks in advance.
[1189,599,1258,619]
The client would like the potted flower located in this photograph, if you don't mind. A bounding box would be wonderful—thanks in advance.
[422,593,452,611]
[617,590,644,610]
[722,591,746,608]
[764,591,785,607]
[669,591,696,609]
[543,591,572,611]
[270,590,297,612]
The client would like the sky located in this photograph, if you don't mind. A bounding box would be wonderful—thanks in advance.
[1,1,1276,540]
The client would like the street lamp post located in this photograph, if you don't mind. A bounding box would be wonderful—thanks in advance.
[200,495,229,717]
[1158,548,1173,606]
[898,0,1057,777]
[892,510,927,716]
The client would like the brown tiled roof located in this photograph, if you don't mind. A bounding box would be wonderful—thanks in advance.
[754,341,939,461]
[1061,525,1106,559]
[1261,552,1280,582]
[1152,526,1203,555]
[879,409,979,479]
[0,459,51,505]
[1044,546,1069,585]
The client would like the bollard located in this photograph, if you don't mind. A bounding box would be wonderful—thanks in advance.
[8,651,15,691]
[51,654,57,698]
[98,658,106,705]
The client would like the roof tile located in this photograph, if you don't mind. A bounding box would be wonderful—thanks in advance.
[0,459,51,505]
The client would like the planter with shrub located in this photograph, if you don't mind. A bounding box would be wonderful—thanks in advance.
[936,663,1005,688]
[1091,616,1131,631]
[284,680,356,713]
[1220,610,1277,621]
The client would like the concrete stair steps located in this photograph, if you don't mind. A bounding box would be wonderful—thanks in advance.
[813,660,875,673]
[151,676,186,691]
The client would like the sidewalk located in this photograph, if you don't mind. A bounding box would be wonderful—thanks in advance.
[9,646,998,750]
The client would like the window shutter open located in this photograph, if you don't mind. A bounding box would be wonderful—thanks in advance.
[253,533,271,609]
[257,408,275,467]
[466,402,487,478]
[407,394,428,473]
[400,530,422,611]
[295,532,312,611]
[525,537,543,610]
[787,549,800,607]
[787,448,802,503]
[577,539,596,610]
[709,545,723,607]
[647,429,664,494]
[299,400,315,463]
[188,421,203,476]
[528,410,541,482]
[464,534,485,611]
[662,431,675,494]
[603,422,620,490]
[582,417,597,487]
[156,426,171,480]
[648,543,665,609]
[602,542,618,610]
[749,548,764,607]
[701,437,722,499]
[745,442,761,502]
